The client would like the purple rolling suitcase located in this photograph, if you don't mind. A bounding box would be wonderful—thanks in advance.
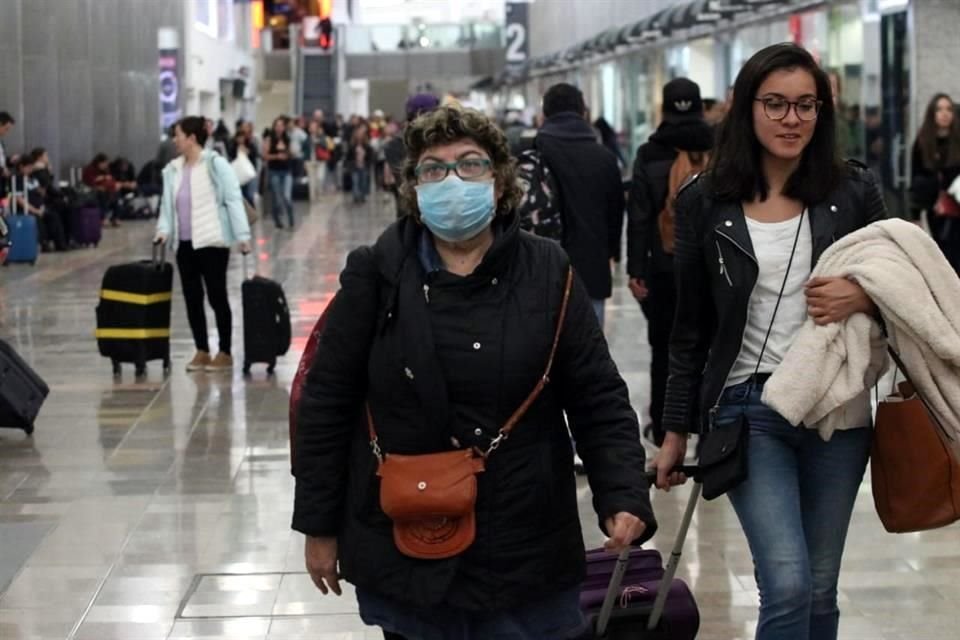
[72,205,102,247]
[579,477,702,639]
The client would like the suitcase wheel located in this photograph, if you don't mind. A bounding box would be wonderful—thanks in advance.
[24,424,34,436]
[111,361,121,377]
[135,363,147,378]
[163,359,171,375]
[243,361,251,375]
[267,360,276,375]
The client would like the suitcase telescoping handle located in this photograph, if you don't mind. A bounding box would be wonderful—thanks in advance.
[242,248,255,281]
[152,239,166,266]
[8,176,22,215]
[594,466,701,637]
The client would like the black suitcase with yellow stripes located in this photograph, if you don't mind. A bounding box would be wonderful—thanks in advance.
[96,245,173,377]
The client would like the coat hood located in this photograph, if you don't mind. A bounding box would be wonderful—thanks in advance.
[648,119,714,153]
[538,112,598,142]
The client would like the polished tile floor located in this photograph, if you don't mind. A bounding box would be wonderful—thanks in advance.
[1,195,957,639]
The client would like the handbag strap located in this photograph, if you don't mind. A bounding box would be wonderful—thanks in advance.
[368,266,575,461]
[884,345,955,443]
[486,266,574,456]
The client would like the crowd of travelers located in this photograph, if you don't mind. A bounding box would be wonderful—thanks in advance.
[3,39,960,640]
[291,42,960,640]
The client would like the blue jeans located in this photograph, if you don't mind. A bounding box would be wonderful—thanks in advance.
[352,167,370,201]
[268,169,294,227]
[713,382,871,640]
[241,179,257,209]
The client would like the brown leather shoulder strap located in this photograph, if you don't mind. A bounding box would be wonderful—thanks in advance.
[499,265,575,440]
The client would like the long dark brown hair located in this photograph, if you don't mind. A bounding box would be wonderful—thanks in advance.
[709,43,842,204]
[916,93,960,170]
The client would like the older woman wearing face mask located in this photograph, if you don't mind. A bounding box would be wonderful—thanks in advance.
[292,106,657,640]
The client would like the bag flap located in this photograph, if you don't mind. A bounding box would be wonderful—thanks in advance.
[699,416,745,469]
[378,450,484,520]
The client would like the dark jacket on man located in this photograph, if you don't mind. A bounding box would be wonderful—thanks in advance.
[293,212,656,611]
[536,112,625,300]
[663,162,888,435]
[628,119,714,280]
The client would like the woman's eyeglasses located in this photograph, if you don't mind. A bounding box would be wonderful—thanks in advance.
[754,97,823,122]
[415,158,492,183]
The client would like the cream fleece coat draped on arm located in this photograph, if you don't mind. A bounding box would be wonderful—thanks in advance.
[762,219,960,461]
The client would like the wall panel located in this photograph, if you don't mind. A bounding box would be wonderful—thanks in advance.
[1,0,184,175]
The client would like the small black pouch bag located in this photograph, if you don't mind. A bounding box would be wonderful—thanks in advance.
[699,210,806,501]
[700,412,749,500]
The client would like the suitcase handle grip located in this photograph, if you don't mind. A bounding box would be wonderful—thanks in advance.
[644,465,699,485]
[152,241,166,267]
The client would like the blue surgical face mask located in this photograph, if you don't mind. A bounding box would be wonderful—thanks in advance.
[416,175,495,243]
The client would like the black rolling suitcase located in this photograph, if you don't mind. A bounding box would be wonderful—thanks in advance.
[0,339,49,434]
[242,256,291,375]
[96,244,173,377]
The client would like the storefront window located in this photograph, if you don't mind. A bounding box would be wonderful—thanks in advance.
[729,20,791,80]
[826,2,868,162]
[624,53,652,160]
[665,45,690,80]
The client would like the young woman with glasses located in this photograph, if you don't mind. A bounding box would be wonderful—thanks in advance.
[653,43,887,640]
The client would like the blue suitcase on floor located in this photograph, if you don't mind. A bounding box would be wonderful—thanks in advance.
[5,215,39,265]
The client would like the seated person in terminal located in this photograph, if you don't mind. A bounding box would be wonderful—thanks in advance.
[29,147,71,249]
[83,152,120,226]
[12,158,66,252]
[294,105,656,640]
[109,157,138,197]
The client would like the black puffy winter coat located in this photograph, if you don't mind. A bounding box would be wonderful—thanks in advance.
[537,113,625,300]
[293,212,656,611]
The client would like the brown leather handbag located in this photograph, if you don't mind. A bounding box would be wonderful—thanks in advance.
[871,347,960,533]
[368,267,574,560]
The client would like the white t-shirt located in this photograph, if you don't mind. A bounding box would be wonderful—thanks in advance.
[726,212,812,388]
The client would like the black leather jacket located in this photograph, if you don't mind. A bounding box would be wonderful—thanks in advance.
[663,161,888,434]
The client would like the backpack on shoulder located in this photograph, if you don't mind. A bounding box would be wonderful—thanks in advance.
[516,147,563,242]
[659,150,709,254]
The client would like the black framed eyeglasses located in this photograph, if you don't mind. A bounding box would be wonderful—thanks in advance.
[415,158,492,183]
[754,97,823,122]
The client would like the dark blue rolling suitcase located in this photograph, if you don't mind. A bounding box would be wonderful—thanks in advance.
[5,215,39,265]
[4,179,39,265]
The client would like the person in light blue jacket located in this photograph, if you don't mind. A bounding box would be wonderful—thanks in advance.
[155,116,252,373]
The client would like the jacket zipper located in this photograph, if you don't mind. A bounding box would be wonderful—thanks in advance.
[707,228,759,427]
[714,240,733,287]
[423,284,430,304]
